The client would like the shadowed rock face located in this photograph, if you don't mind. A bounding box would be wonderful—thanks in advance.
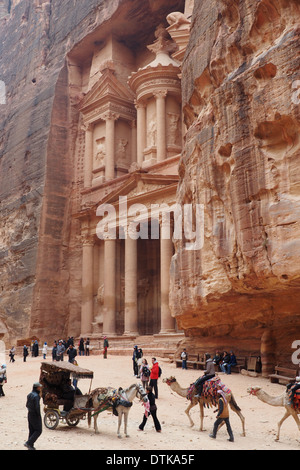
[170,0,300,364]
[0,0,184,343]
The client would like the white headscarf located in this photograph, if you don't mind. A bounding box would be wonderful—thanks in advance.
[217,389,227,405]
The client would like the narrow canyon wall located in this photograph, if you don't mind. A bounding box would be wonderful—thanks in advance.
[0,0,184,344]
[171,0,300,367]
[0,0,124,343]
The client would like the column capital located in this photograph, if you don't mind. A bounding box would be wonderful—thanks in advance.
[100,111,120,121]
[153,90,168,99]
[134,99,147,109]
[81,121,94,132]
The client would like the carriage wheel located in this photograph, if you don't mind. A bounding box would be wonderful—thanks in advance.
[44,410,60,430]
[66,415,80,427]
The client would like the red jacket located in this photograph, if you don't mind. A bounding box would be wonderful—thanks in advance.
[150,361,159,380]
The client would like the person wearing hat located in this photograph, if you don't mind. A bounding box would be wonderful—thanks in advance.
[24,382,43,450]
[209,389,234,442]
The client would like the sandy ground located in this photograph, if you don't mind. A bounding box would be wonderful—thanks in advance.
[0,353,299,452]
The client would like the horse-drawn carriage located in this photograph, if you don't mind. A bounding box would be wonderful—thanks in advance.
[40,361,96,430]
[39,361,149,436]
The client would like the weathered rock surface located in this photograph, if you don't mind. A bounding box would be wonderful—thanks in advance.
[170,0,300,366]
[0,0,184,344]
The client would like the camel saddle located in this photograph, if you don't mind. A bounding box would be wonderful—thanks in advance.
[288,389,300,411]
[187,376,231,407]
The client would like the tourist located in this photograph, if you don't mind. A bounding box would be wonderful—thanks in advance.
[213,350,222,367]
[132,345,139,376]
[23,345,29,362]
[85,338,90,356]
[209,389,234,442]
[140,358,151,390]
[32,340,39,358]
[219,351,231,373]
[149,357,160,399]
[220,351,237,374]
[195,353,216,398]
[138,385,161,433]
[9,346,16,363]
[42,342,48,360]
[24,382,43,450]
[56,340,65,361]
[0,364,7,397]
[78,337,85,356]
[67,343,77,364]
[180,348,188,369]
[52,341,57,361]
[103,336,109,358]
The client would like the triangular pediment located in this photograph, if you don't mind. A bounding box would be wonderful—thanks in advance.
[98,172,179,207]
[80,67,135,113]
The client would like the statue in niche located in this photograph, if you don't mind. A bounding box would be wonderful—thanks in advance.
[148,119,157,147]
[116,138,128,164]
[167,113,180,145]
[97,284,104,305]
[96,138,106,166]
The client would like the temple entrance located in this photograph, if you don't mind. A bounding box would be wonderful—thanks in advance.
[137,238,161,335]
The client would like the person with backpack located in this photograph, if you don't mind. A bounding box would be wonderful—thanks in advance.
[150,357,160,399]
[140,358,151,390]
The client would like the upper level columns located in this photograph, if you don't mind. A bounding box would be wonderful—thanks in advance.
[102,111,119,181]
[135,101,146,167]
[83,123,94,189]
[154,90,167,163]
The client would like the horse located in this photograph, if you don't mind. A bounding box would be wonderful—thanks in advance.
[88,383,148,438]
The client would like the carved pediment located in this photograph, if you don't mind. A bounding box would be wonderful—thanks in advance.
[98,172,179,207]
[80,66,135,118]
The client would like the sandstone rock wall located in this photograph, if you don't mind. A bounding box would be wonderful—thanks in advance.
[171,0,300,367]
[0,0,122,343]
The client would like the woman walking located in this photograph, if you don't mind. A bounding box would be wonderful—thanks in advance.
[138,386,161,433]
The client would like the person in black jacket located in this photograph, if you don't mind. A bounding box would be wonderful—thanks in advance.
[67,344,77,364]
[24,382,43,450]
[138,386,161,432]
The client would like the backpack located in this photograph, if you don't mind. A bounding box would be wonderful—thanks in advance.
[142,366,150,378]
[158,366,162,377]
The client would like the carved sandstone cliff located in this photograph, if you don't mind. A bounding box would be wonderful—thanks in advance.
[170,0,300,365]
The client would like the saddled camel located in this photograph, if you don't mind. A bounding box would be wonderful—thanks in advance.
[247,385,300,441]
[163,376,246,436]
[88,383,148,438]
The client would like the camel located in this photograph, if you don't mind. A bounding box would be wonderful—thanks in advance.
[88,383,148,438]
[163,376,246,436]
[247,385,300,441]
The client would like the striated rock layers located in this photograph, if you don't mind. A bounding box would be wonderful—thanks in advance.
[0,0,184,344]
[170,0,300,368]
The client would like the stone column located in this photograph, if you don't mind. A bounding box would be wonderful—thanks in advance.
[135,100,146,166]
[124,235,139,336]
[81,233,94,336]
[103,112,119,181]
[103,239,117,336]
[83,123,94,188]
[160,224,175,333]
[154,90,167,162]
[130,119,137,165]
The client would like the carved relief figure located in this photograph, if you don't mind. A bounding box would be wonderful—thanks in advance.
[116,138,128,164]
[96,138,106,166]
[148,119,157,147]
[167,113,180,145]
